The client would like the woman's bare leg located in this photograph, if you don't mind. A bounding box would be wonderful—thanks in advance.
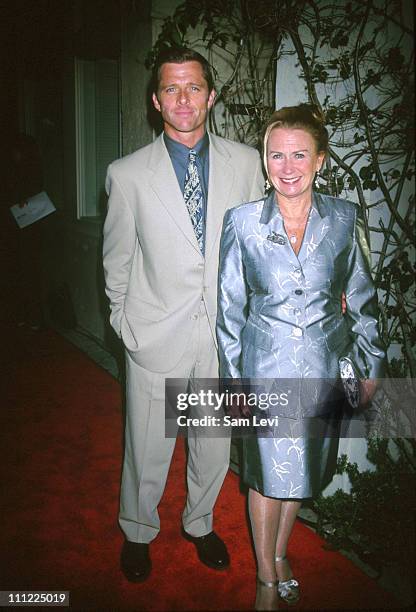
[248,488,281,610]
[274,500,301,580]
[273,500,302,604]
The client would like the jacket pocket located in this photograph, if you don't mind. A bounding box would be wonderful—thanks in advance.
[124,295,167,322]
[242,317,274,351]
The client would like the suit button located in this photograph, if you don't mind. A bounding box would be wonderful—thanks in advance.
[293,327,303,337]
[294,308,301,315]
[191,313,198,320]
[294,289,303,295]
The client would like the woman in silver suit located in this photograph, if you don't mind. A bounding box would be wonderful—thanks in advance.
[217,104,385,610]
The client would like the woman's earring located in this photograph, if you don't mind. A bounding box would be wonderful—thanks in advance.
[265,178,271,192]
[314,171,321,189]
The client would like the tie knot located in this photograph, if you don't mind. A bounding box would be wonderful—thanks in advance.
[188,149,197,162]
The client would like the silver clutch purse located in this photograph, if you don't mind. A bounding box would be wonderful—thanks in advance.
[339,356,360,409]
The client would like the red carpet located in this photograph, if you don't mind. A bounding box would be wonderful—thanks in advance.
[1,328,401,611]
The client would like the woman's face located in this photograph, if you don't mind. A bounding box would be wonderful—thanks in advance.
[266,127,325,202]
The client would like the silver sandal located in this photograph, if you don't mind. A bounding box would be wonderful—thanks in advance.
[275,555,300,604]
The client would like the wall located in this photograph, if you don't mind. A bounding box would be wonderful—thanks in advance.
[120,0,153,154]
[33,0,154,348]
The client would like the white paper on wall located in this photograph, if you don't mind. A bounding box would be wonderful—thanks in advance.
[10,191,56,229]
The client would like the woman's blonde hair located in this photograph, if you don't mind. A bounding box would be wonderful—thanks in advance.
[262,103,328,174]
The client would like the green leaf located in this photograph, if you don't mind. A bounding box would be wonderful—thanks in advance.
[359,165,373,180]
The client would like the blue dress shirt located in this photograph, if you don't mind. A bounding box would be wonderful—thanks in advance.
[164,132,209,249]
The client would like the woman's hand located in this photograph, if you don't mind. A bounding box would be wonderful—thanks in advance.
[341,291,347,314]
[359,379,378,406]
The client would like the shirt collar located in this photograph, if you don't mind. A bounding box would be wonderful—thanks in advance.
[260,190,326,225]
[163,131,209,161]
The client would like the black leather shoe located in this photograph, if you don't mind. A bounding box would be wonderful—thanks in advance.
[183,530,230,570]
[120,540,151,582]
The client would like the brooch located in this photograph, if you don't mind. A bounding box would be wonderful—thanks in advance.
[267,232,286,245]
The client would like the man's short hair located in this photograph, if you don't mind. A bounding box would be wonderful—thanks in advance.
[152,46,215,94]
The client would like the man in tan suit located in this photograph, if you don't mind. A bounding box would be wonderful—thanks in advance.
[103,47,263,581]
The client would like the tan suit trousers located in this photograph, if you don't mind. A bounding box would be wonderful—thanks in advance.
[120,299,230,543]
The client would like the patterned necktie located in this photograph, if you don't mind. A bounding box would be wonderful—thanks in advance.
[183,149,204,254]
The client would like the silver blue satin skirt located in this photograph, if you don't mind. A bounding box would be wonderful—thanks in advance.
[241,410,341,499]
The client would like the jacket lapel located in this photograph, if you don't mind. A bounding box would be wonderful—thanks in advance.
[260,191,299,265]
[204,133,234,262]
[259,191,331,266]
[298,192,330,265]
[148,134,200,253]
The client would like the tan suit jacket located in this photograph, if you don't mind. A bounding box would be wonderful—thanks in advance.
[103,132,264,373]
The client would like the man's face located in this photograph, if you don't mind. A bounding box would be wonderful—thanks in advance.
[152,61,215,145]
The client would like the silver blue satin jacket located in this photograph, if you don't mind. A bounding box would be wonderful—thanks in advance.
[217,191,386,383]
